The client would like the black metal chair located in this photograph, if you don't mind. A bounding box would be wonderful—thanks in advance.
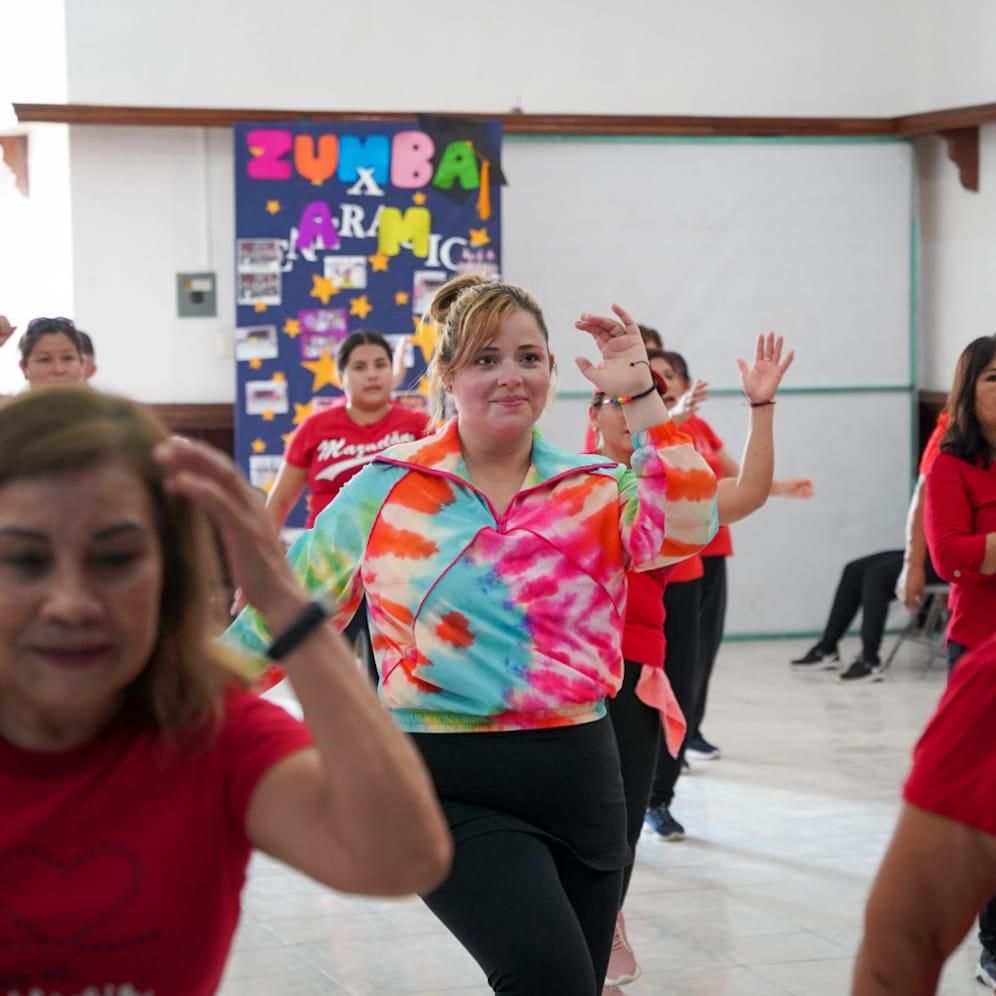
[882,583,950,674]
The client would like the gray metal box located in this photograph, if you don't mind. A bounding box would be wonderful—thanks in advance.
[176,272,217,318]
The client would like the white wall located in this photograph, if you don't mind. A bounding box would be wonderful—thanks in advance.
[64,0,918,117]
[916,126,996,394]
[68,126,234,401]
[913,1,996,112]
[0,0,72,391]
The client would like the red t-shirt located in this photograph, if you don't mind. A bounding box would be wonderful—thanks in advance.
[286,403,432,526]
[683,415,733,558]
[622,568,669,668]
[903,632,996,836]
[924,451,996,649]
[919,412,949,477]
[0,689,312,995]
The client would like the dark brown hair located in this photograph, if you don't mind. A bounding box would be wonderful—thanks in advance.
[0,387,247,734]
[941,334,996,467]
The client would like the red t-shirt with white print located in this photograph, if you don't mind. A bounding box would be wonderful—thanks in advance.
[0,688,313,996]
[286,403,432,526]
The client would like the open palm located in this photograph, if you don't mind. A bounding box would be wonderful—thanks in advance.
[737,332,794,404]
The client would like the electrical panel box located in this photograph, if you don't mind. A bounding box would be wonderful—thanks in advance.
[176,272,217,318]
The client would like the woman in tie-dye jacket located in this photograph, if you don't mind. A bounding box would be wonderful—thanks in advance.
[226,274,718,995]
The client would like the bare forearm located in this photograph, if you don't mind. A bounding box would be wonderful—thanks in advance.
[983,532,996,575]
[905,479,928,569]
[266,596,450,889]
[717,406,774,525]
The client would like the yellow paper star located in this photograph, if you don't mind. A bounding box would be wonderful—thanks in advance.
[417,375,433,398]
[265,199,281,215]
[248,357,263,370]
[272,371,286,383]
[368,252,389,273]
[310,275,338,306]
[411,316,439,363]
[293,401,314,426]
[468,228,490,247]
[350,295,373,320]
[395,290,410,306]
[261,409,275,422]
[249,146,264,158]
[282,432,293,447]
[251,438,267,454]
[283,318,301,338]
[301,350,340,392]
[413,192,427,205]
[254,301,268,313]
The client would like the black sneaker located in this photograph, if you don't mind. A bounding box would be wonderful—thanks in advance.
[838,658,883,683]
[977,947,996,990]
[644,804,685,841]
[686,734,721,760]
[790,644,840,670]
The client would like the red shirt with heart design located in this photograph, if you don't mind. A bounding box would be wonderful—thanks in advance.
[0,688,312,995]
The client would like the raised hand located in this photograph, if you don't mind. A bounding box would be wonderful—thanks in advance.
[671,378,709,424]
[737,332,794,404]
[574,304,654,398]
[0,316,16,348]
[154,436,307,627]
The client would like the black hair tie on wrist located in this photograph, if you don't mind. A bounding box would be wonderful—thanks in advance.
[748,400,776,408]
[266,601,329,660]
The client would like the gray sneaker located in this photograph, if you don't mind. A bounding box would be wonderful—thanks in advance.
[977,947,996,990]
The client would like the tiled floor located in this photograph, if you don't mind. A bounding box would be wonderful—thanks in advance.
[219,639,984,995]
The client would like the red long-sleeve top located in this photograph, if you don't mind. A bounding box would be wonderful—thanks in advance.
[924,451,996,649]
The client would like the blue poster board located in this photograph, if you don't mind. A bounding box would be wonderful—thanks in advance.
[233,118,503,527]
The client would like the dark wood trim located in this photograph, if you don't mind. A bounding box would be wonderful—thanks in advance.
[12,102,896,136]
[146,402,233,432]
[0,136,28,196]
[939,127,980,191]
[894,102,996,135]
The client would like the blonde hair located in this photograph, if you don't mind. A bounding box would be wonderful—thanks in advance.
[426,274,551,420]
[0,387,247,736]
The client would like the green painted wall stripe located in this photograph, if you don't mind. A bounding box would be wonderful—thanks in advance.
[723,627,906,643]
[555,383,913,401]
[505,134,907,146]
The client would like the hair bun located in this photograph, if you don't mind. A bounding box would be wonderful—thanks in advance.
[427,273,491,325]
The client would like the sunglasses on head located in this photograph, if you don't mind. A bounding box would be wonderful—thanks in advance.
[26,316,77,335]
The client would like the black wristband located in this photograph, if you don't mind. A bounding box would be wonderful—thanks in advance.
[748,399,776,408]
[266,601,329,660]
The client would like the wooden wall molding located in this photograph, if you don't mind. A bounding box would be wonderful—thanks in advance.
[13,102,895,136]
[0,136,28,196]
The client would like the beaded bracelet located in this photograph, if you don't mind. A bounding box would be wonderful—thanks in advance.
[611,382,658,406]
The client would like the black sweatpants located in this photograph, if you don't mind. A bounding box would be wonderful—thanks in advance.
[414,720,627,995]
[423,831,622,994]
[819,550,903,662]
[606,660,662,904]
[689,555,727,741]
[649,578,702,809]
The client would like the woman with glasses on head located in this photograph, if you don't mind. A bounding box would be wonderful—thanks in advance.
[592,335,795,990]
[16,316,87,389]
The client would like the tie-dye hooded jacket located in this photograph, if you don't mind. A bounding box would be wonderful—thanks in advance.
[225,417,718,733]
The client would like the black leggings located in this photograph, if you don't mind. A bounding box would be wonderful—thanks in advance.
[649,578,702,808]
[606,660,662,904]
[414,721,627,995]
[690,555,727,740]
[343,599,377,686]
[423,832,621,994]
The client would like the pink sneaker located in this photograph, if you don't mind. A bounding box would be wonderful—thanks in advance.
[605,910,641,986]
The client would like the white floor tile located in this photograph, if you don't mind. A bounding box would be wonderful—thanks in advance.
[218,639,981,995]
